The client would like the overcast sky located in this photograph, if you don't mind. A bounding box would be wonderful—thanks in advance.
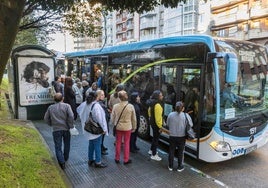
[47,32,74,53]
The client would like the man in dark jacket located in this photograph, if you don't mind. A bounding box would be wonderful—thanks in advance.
[44,93,74,169]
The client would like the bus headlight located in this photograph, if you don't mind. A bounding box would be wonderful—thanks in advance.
[210,141,231,152]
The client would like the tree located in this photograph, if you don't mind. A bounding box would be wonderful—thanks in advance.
[0,0,186,84]
[17,0,76,46]
[14,15,53,47]
[0,0,75,84]
[62,2,103,38]
[89,0,187,13]
[0,0,26,84]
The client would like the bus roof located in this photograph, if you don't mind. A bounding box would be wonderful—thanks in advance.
[64,35,216,58]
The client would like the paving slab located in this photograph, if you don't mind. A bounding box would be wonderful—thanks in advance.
[33,120,225,188]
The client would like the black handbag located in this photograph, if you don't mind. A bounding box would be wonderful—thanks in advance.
[84,103,104,135]
[184,113,195,140]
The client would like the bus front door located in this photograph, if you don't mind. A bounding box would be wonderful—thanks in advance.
[180,66,203,159]
[160,64,203,158]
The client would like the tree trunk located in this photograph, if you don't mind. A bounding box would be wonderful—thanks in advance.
[0,0,26,84]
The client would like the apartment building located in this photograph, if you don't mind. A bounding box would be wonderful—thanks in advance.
[140,6,164,41]
[210,0,268,46]
[102,0,203,45]
[163,0,200,37]
[73,36,102,51]
[115,10,140,44]
[75,0,268,50]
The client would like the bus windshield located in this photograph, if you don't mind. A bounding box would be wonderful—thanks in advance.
[215,40,268,120]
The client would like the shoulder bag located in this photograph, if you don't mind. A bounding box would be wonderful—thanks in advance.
[184,113,195,140]
[113,103,128,136]
[84,103,104,135]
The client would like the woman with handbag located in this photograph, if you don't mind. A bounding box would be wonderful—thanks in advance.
[77,91,108,168]
[111,90,137,165]
[166,101,193,172]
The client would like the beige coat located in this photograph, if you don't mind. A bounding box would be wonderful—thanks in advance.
[111,101,137,131]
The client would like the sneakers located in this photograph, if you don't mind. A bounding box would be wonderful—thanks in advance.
[148,150,158,155]
[150,154,162,161]
[168,166,173,171]
[94,162,107,168]
[177,166,185,172]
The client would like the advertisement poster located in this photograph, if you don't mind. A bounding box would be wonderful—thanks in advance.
[18,57,54,106]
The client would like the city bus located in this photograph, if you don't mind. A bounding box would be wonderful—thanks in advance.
[64,35,268,162]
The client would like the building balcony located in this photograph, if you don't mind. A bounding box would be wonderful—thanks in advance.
[116,27,127,33]
[116,17,127,24]
[140,21,157,30]
[214,16,237,25]
[248,29,268,40]
[140,10,157,17]
[211,0,227,8]
[236,10,249,21]
[250,7,268,18]
[126,35,134,40]
[214,12,248,26]
[116,37,127,44]
[211,0,246,11]
[126,24,134,30]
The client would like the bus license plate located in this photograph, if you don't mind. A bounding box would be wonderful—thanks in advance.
[245,145,257,154]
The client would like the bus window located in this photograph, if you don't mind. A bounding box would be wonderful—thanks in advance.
[183,68,201,126]
[203,61,216,119]
[161,65,176,107]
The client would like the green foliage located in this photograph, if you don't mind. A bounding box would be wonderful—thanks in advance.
[63,2,102,37]
[0,78,8,117]
[18,0,78,45]
[20,0,188,39]
[0,78,8,92]
[89,0,187,13]
[14,28,38,46]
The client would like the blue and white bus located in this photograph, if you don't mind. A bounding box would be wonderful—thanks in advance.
[65,35,268,162]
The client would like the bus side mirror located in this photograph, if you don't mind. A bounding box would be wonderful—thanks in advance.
[225,53,238,83]
[207,52,238,83]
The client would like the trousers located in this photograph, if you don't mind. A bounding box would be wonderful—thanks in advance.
[53,130,71,164]
[168,136,186,168]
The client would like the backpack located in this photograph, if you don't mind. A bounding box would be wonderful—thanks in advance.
[49,85,56,97]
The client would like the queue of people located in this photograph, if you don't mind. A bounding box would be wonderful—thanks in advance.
[44,74,194,172]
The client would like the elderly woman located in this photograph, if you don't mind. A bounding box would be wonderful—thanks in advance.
[111,90,136,165]
[77,91,108,168]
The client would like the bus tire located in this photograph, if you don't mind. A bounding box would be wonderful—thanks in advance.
[138,115,150,140]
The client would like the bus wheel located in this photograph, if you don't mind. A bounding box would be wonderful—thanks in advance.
[138,115,150,139]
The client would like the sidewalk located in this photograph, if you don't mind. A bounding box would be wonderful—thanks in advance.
[33,120,224,188]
